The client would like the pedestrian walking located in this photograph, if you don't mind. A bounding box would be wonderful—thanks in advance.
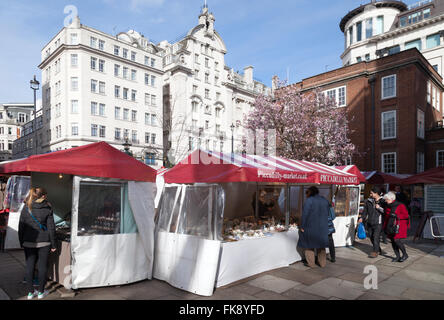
[383,192,410,263]
[297,186,330,268]
[359,187,384,258]
[18,187,56,300]
[327,204,336,263]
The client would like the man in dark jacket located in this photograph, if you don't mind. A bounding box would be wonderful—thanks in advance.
[297,186,330,268]
[327,205,336,263]
[359,187,384,258]
[18,187,56,299]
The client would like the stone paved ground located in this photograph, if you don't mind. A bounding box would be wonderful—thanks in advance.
[1,235,443,300]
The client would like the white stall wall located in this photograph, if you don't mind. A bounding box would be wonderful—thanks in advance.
[153,231,221,296]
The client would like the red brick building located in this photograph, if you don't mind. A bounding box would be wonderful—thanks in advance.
[290,48,444,174]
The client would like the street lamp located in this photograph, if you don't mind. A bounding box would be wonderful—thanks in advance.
[122,138,132,156]
[230,123,235,154]
[30,75,40,155]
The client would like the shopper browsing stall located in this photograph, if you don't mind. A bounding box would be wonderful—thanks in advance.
[18,187,56,299]
[297,186,330,268]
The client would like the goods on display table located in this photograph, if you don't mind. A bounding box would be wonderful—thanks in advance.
[154,150,361,296]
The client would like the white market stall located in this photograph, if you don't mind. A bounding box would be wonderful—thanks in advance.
[2,175,31,250]
[402,168,444,239]
[0,142,157,289]
[154,150,361,296]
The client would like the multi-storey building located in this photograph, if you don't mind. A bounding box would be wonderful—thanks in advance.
[13,5,269,167]
[340,0,444,79]
[0,103,33,161]
[13,16,164,166]
[160,6,271,165]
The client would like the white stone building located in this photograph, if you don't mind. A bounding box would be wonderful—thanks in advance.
[160,6,271,165]
[0,103,33,161]
[13,16,164,166]
[340,0,444,77]
[13,5,269,167]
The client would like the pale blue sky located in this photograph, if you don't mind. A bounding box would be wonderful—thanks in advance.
[0,0,419,103]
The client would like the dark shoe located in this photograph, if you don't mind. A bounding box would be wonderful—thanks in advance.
[392,257,401,262]
[330,258,336,263]
[399,255,409,262]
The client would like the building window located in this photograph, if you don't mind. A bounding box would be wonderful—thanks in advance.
[123,88,129,100]
[123,67,128,79]
[131,90,137,101]
[115,85,120,98]
[426,33,440,49]
[381,74,396,99]
[356,57,362,63]
[71,77,78,91]
[375,15,384,35]
[322,86,346,107]
[427,81,431,104]
[205,89,210,99]
[123,108,129,121]
[145,56,149,65]
[115,128,121,140]
[91,79,97,93]
[114,46,120,56]
[417,109,425,139]
[131,110,137,122]
[71,100,78,114]
[365,18,373,39]
[71,123,79,136]
[91,102,98,115]
[365,53,370,61]
[114,64,120,77]
[70,33,78,45]
[99,40,105,51]
[99,125,106,138]
[381,110,396,140]
[123,48,128,59]
[405,38,422,51]
[437,150,444,167]
[145,113,150,125]
[131,130,137,143]
[382,152,396,173]
[417,152,424,173]
[151,58,155,68]
[151,114,157,126]
[131,51,136,62]
[348,26,353,46]
[145,93,150,105]
[145,132,150,144]
[91,57,97,70]
[423,8,431,19]
[131,69,137,81]
[71,54,78,67]
[151,133,156,144]
[115,106,121,119]
[192,101,198,113]
[99,103,105,116]
[151,95,156,106]
[99,59,105,72]
[91,124,98,137]
[99,81,105,94]
[151,75,156,87]
[388,45,400,55]
[356,21,362,42]
[145,73,149,85]
[90,37,97,48]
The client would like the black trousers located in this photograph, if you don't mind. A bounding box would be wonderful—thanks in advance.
[367,224,382,253]
[389,237,407,258]
[328,233,335,260]
[24,246,50,293]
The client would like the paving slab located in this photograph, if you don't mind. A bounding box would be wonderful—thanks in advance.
[281,288,326,300]
[253,290,290,300]
[197,287,259,300]
[402,288,444,300]
[371,281,408,299]
[230,283,267,296]
[300,277,366,300]
[288,262,311,271]
[382,275,444,295]
[398,267,444,285]
[271,267,328,286]
[246,274,301,294]
[357,291,402,300]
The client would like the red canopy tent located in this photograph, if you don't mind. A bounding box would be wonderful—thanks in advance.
[362,171,410,185]
[164,150,359,185]
[335,165,367,183]
[401,167,444,185]
[0,142,156,182]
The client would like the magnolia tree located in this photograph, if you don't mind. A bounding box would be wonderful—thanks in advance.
[244,78,356,165]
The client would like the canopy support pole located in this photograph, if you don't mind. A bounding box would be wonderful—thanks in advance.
[255,183,259,218]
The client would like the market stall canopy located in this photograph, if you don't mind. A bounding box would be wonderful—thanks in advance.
[362,171,411,185]
[0,142,156,182]
[401,167,444,185]
[335,165,367,183]
[164,150,359,185]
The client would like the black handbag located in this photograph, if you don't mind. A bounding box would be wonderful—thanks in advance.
[385,211,400,235]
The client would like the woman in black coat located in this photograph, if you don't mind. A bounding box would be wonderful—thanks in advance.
[18,187,56,300]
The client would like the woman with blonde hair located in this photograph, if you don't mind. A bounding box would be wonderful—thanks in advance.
[18,187,56,299]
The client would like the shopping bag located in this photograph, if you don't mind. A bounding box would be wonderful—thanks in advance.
[357,222,367,239]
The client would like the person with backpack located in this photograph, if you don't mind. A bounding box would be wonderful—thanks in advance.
[18,187,56,299]
[359,187,385,258]
[383,191,410,263]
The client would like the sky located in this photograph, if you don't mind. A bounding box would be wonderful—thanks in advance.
[0,0,420,103]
